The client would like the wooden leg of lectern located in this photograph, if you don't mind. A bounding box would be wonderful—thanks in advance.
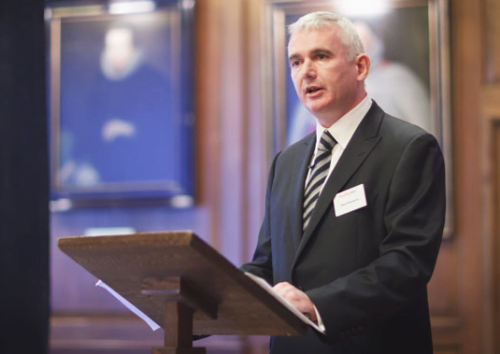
[151,301,206,354]
[142,276,216,354]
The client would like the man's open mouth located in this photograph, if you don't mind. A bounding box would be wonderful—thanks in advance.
[306,86,321,94]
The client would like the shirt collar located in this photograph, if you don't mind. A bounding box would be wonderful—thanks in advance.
[315,95,372,150]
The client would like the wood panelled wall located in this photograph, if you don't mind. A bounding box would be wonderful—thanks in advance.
[428,0,482,353]
[482,0,500,351]
[50,0,500,353]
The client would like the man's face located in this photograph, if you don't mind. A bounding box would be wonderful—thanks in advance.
[105,28,135,69]
[288,26,365,126]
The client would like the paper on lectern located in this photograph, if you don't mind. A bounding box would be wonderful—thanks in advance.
[95,280,160,331]
[245,272,325,334]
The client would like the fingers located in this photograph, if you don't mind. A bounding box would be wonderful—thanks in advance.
[273,282,317,322]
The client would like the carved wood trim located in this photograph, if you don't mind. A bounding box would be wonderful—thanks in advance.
[433,346,461,354]
[431,316,462,329]
[480,84,500,354]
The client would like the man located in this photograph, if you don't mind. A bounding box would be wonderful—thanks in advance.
[241,11,445,354]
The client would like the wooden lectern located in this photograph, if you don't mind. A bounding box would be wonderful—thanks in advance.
[58,231,308,354]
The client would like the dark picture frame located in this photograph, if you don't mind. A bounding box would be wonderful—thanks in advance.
[265,0,453,237]
[46,0,195,209]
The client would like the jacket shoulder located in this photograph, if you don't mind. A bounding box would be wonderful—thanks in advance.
[379,113,437,147]
[275,131,315,160]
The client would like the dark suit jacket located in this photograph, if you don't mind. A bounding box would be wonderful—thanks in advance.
[241,102,446,354]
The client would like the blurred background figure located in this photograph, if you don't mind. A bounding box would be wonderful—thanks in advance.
[354,21,431,132]
[59,24,175,187]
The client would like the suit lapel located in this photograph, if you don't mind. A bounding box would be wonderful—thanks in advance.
[293,103,385,264]
[288,133,316,251]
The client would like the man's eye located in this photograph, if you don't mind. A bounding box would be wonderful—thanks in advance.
[318,54,326,59]
[291,60,300,67]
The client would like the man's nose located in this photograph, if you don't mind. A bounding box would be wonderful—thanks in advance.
[301,59,316,79]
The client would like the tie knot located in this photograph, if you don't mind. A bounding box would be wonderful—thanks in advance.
[318,130,336,152]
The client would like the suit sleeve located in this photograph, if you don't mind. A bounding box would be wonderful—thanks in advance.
[306,132,446,341]
[239,151,282,285]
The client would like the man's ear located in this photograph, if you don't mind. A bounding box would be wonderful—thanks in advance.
[355,54,370,82]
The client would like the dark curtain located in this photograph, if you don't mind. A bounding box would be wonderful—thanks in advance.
[0,0,50,353]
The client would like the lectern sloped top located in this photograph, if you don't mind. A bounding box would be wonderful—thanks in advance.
[58,231,308,337]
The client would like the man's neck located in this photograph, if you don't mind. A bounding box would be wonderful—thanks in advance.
[316,91,368,128]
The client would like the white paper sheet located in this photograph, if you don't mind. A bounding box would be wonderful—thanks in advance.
[95,280,160,331]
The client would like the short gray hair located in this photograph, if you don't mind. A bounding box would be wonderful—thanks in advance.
[287,11,364,61]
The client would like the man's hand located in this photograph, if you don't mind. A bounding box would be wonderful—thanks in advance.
[273,282,317,323]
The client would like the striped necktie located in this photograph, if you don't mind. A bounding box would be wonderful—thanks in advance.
[303,130,337,231]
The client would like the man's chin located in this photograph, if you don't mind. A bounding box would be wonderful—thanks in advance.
[305,103,327,117]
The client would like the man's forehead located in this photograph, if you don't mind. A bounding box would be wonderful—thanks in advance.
[287,26,341,53]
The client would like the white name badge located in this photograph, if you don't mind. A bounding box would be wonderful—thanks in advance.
[334,184,367,217]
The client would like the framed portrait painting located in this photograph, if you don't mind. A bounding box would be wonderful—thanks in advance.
[265,0,453,237]
[46,0,195,209]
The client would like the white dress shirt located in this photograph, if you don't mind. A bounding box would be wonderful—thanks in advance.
[307,95,372,188]
[306,95,372,330]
